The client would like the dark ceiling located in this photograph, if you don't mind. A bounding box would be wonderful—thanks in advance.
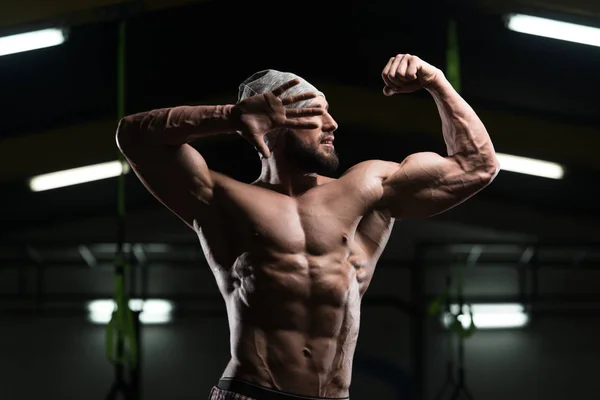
[1,0,599,243]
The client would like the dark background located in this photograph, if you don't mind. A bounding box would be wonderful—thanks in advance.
[0,0,599,399]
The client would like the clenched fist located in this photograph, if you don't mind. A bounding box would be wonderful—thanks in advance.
[381,54,442,95]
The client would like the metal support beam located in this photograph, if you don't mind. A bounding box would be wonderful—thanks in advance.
[78,244,98,267]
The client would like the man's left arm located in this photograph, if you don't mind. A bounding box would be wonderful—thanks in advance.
[376,54,500,219]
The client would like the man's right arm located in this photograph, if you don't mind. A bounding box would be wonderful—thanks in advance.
[115,105,241,230]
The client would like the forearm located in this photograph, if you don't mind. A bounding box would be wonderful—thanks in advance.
[426,75,497,167]
[116,104,241,149]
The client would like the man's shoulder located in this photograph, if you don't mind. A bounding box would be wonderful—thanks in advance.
[341,159,399,180]
[333,159,401,203]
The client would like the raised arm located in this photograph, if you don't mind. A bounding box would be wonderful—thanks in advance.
[377,54,499,219]
[116,79,325,229]
[116,105,241,229]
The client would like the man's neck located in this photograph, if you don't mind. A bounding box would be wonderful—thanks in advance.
[256,156,320,196]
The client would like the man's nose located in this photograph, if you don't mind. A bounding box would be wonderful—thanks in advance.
[323,114,338,133]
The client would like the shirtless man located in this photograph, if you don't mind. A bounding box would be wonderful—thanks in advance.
[116,54,499,400]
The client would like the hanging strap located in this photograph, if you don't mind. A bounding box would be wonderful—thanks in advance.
[446,18,461,94]
[431,275,458,400]
[105,20,138,400]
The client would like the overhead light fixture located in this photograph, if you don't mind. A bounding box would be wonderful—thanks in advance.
[87,299,174,324]
[29,160,130,192]
[506,13,600,47]
[0,28,67,57]
[496,153,564,179]
[442,303,529,329]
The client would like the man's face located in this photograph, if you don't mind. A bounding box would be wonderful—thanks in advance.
[283,96,339,176]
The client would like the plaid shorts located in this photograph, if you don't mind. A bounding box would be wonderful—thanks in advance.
[209,386,256,400]
[209,379,350,400]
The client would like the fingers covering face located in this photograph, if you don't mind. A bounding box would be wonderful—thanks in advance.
[281,91,318,106]
[284,101,325,129]
[285,107,325,118]
[282,119,320,129]
[271,78,301,97]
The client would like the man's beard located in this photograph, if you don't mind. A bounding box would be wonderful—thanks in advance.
[283,132,340,176]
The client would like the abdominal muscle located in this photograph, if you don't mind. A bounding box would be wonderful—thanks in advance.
[219,253,362,398]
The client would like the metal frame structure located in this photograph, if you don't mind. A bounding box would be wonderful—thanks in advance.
[412,241,600,400]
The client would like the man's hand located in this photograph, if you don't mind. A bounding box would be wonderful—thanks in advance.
[381,54,442,95]
[232,78,325,158]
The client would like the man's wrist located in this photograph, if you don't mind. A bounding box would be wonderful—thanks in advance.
[225,104,244,134]
[424,70,452,94]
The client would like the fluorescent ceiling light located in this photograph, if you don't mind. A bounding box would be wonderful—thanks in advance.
[29,161,130,192]
[87,299,174,324]
[496,153,564,179]
[506,13,600,47]
[442,303,529,329]
[0,28,67,57]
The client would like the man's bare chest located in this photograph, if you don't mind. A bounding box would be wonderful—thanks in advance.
[219,184,372,255]
[198,174,394,269]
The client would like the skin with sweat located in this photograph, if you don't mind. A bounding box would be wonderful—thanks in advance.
[116,54,499,398]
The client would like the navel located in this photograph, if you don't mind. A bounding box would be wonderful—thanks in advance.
[341,234,349,244]
[302,347,312,358]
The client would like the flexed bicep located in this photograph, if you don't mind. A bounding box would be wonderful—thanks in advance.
[378,152,496,219]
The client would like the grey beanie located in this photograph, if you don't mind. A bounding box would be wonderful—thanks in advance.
[237,69,325,109]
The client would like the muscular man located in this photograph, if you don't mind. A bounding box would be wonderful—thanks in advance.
[116,54,499,400]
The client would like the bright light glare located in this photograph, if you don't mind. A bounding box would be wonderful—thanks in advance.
[506,14,600,47]
[442,303,529,329]
[29,161,129,192]
[87,299,173,324]
[0,28,67,56]
[496,153,564,179]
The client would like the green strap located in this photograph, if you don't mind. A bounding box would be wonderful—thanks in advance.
[106,19,138,370]
[117,20,126,126]
[106,259,138,367]
[442,18,471,338]
[453,262,476,339]
[428,263,476,337]
[446,18,461,93]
